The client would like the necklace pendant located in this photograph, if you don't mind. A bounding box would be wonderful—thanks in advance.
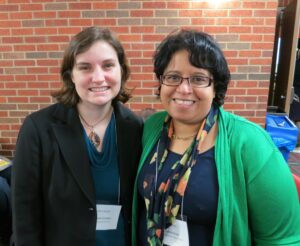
[89,131,101,147]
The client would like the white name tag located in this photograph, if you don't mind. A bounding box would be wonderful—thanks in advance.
[163,219,189,246]
[96,204,121,230]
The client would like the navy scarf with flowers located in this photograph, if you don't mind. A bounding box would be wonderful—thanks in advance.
[143,104,219,246]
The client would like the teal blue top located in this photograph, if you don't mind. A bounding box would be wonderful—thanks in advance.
[132,107,300,246]
[84,114,125,246]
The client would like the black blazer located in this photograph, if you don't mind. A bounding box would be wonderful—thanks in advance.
[12,102,143,246]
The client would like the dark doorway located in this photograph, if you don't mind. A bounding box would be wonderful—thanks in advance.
[268,0,300,114]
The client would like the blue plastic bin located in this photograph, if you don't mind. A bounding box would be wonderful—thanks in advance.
[265,113,299,161]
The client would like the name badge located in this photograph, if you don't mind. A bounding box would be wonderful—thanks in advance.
[96,204,121,230]
[163,219,189,246]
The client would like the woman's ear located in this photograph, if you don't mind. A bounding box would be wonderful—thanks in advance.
[69,70,75,84]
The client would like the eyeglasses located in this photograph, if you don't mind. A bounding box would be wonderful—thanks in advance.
[160,74,213,88]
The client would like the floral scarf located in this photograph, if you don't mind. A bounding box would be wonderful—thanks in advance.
[143,104,219,246]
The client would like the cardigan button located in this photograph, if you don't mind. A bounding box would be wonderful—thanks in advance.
[89,207,94,211]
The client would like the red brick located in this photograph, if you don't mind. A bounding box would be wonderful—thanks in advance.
[0,20,21,28]
[28,82,50,88]
[204,26,228,33]
[48,36,70,43]
[236,96,257,102]
[249,58,272,65]
[14,60,35,66]
[58,11,80,18]
[93,19,116,26]
[217,18,239,25]
[253,27,275,34]
[69,19,93,26]
[0,90,17,96]
[35,28,58,35]
[27,67,48,74]
[131,26,154,33]
[131,10,153,17]
[93,2,117,9]
[30,97,52,103]
[247,88,269,95]
[239,51,261,57]
[230,10,253,17]
[130,103,153,110]
[204,10,228,17]
[109,26,129,33]
[267,2,278,8]
[37,60,59,66]
[131,74,153,80]
[131,43,155,50]
[45,19,68,26]
[192,18,215,25]
[18,90,39,96]
[243,2,266,8]
[23,36,46,43]
[226,88,247,95]
[179,10,202,17]
[0,60,13,67]
[7,97,29,103]
[36,44,59,51]
[119,34,142,42]
[0,4,18,11]
[130,58,152,66]
[254,10,277,18]
[34,12,56,18]
[57,27,82,35]
[14,44,35,52]
[251,43,274,49]
[10,12,32,19]
[225,103,245,110]
[241,18,264,25]
[15,75,36,81]
[69,3,91,10]
[167,2,190,9]
[142,34,165,42]
[240,34,263,42]
[226,58,248,65]
[37,75,60,81]
[229,26,251,33]
[20,3,43,11]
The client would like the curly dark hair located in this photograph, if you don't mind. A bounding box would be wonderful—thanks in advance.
[153,29,230,106]
[52,26,131,106]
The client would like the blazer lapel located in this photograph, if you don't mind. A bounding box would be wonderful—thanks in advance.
[51,104,95,206]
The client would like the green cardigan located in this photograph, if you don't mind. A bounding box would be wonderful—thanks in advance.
[132,108,300,245]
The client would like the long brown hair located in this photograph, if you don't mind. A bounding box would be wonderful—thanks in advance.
[52,26,131,106]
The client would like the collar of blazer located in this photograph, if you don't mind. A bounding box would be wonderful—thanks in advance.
[51,103,96,206]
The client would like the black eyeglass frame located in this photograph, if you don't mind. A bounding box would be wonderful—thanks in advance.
[159,74,213,88]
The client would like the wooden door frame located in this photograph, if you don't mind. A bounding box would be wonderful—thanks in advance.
[268,0,300,113]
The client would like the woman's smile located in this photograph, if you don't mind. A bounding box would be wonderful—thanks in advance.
[172,98,196,106]
[88,86,110,93]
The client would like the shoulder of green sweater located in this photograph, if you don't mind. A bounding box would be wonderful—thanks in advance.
[144,111,167,131]
[219,107,274,145]
[220,107,267,133]
[218,108,284,184]
[142,111,167,146]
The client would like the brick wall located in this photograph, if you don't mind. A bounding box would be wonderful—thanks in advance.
[0,0,279,158]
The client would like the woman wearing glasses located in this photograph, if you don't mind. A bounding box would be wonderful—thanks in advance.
[132,29,300,245]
